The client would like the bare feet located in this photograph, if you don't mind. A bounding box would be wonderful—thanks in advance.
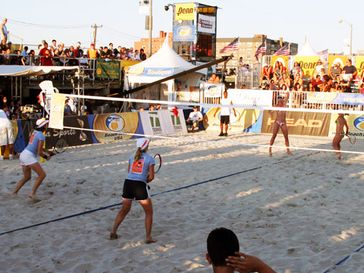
[145,238,157,244]
[110,232,118,240]
[28,194,41,203]
[287,150,293,155]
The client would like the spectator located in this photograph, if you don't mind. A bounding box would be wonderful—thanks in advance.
[330,62,342,80]
[0,18,9,45]
[38,41,53,66]
[87,43,98,59]
[208,73,220,84]
[206,227,277,273]
[139,48,147,61]
[186,106,203,132]
[0,106,15,160]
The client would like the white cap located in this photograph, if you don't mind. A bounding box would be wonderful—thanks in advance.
[36,118,49,128]
[136,138,150,150]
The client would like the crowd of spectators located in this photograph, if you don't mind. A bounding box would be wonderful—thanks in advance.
[0,38,147,66]
[260,59,364,94]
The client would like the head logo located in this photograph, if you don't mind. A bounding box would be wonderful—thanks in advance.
[106,114,125,132]
[353,116,364,131]
[177,7,194,16]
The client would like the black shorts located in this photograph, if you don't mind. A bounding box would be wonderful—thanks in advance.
[122,179,150,200]
[220,115,230,125]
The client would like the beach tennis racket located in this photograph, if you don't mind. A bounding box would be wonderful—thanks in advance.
[154,153,162,174]
[53,138,68,154]
[347,135,356,145]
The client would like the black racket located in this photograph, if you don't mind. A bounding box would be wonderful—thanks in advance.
[54,138,68,154]
[154,153,162,174]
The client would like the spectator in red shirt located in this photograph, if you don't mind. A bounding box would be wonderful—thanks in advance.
[38,41,53,66]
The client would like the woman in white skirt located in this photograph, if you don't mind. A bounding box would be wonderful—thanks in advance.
[13,118,53,200]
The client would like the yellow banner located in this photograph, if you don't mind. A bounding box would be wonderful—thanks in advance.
[270,55,289,76]
[262,111,330,136]
[294,56,320,78]
[49,93,66,130]
[355,56,364,78]
[175,3,195,21]
[93,112,139,143]
[329,114,364,139]
[328,55,347,73]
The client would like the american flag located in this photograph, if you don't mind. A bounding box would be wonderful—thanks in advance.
[220,37,240,53]
[273,44,290,56]
[254,43,266,60]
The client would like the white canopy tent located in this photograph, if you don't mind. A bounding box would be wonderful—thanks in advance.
[126,38,204,103]
[0,65,79,77]
[296,38,318,56]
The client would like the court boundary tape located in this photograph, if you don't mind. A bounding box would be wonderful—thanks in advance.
[322,243,364,273]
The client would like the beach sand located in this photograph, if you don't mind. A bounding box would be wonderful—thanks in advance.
[0,132,363,273]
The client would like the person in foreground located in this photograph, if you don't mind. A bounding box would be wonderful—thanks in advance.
[333,113,349,160]
[110,138,156,244]
[13,118,53,200]
[269,95,292,156]
[206,227,276,273]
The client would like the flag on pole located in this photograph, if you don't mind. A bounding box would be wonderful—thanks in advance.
[255,43,266,60]
[317,49,328,56]
[273,44,290,56]
[220,37,240,53]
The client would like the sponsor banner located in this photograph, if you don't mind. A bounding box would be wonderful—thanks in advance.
[197,14,215,34]
[139,111,154,136]
[96,60,120,80]
[175,3,195,21]
[329,114,364,139]
[228,89,273,107]
[294,56,321,78]
[173,25,195,42]
[355,56,364,78]
[261,111,330,136]
[171,109,188,134]
[49,93,66,130]
[158,110,175,135]
[148,111,162,135]
[204,108,262,133]
[307,92,364,105]
[143,67,175,77]
[328,55,347,72]
[270,56,289,73]
[176,90,200,102]
[45,116,93,149]
[92,112,139,143]
[203,83,224,98]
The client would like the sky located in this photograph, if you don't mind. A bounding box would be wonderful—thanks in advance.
[2,0,363,54]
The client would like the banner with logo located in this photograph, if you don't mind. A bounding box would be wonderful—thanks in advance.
[228,89,273,107]
[329,114,364,139]
[96,60,121,80]
[204,108,263,133]
[270,56,289,74]
[203,83,224,98]
[261,111,331,136]
[294,56,321,78]
[173,25,195,42]
[175,3,195,21]
[328,55,347,74]
[355,56,364,79]
[91,112,140,143]
[197,14,215,34]
[45,116,93,150]
[49,93,66,130]
[307,92,364,105]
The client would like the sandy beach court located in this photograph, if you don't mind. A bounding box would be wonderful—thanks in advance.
[0,132,363,273]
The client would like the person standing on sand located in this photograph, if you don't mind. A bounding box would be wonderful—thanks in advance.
[13,118,53,200]
[110,138,156,244]
[214,90,236,137]
[332,113,349,160]
[269,95,292,156]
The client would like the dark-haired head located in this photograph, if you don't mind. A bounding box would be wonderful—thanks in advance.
[206,227,239,267]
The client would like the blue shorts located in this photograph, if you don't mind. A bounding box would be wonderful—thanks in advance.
[122,179,150,200]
